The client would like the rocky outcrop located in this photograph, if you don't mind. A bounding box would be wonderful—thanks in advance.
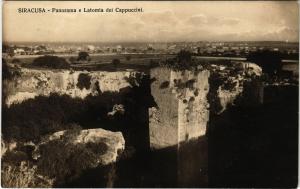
[1,128,125,187]
[149,62,263,149]
[35,128,125,166]
[149,67,210,149]
[149,63,263,187]
[209,62,263,115]
[4,67,145,106]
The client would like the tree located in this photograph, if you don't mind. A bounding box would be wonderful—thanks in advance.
[7,49,15,57]
[2,58,11,79]
[69,57,77,64]
[31,55,70,69]
[77,51,90,61]
[2,58,21,80]
[167,50,194,70]
[176,50,192,63]
[125,55,131,61]
[112,59,120,67]
[12,58,21,64]
[247,50,283,75]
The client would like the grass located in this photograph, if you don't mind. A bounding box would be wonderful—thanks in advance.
[1,162,53,188]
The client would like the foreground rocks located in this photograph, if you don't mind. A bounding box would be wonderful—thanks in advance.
[35,128,125,166]
[2,128,125,187]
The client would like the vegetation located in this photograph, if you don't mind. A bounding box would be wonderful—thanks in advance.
[159,50,207,71]
[31,55,70,69]
[69,57,77,64]
[1,162,36,188]
[160,50,192,70]
[2,93,90,142]
[125,55,131,61]
[159,81,170,89]
[247,49,283,75]
[1,89,138,142]
[149,59,160,68]
[37,140,99,185]
[77,73,91,90]
[173,79,195,90]
[1,74,154,187]
[2,59,21,80]
[77,52,90,61]
[3,44,15,57]
[12,58,21,64]
[1,162,53,188]
[112,59,121,67]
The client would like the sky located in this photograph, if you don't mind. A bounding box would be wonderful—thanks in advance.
[3,1,299,43]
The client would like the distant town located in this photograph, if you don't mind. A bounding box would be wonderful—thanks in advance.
[3,41,299,60]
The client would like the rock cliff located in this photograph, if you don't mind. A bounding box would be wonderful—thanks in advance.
[149,62,263,149]
[149,67,210,149]
[4,67,145,106]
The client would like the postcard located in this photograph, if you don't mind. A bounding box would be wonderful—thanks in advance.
[2,1,299,188]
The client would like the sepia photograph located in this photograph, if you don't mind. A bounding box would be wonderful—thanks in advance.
[1,1,299,188]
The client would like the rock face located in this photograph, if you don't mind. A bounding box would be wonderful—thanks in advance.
[1,128,124,188]
[149,62,263,149]
[149,63,263,186]
[35,128,125,166]
[4,68,144,106]
[210,62,263,114]
[1,139,17,157]
[149,67,210,149]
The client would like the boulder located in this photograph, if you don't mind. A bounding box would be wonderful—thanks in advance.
[34,128,125,166]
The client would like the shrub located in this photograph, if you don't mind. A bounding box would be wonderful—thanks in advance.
[1,162,36,188]
[85,141,108,156]
[125,55,131,61]
[77,73,91,90]
[247,49,283,75]
[77,52,90,61]
[12,58,21,64]
[112,59,120,67]
[159,50,199,71]
[2,93,87,142]
[1,162,53,188]
[194,89,199,96]
[2,92,123,142]
[2,59,21,80]
[69,57,77,64]
[2,151,29,166]
[160,81,170,89]
[173,79,195,90]
[31,55,70,69]
[36,139,101,185]
[149,59,159,68]
[177,50,192,63]
[189,97,195,102]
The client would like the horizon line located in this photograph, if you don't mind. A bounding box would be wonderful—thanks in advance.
[4,40,299,44]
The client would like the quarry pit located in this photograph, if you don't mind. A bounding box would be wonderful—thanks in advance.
[2,61,297,187]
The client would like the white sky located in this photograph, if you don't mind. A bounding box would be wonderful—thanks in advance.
[3,1,299,42]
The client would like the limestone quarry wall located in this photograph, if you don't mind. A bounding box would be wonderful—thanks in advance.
[171,70,210,143]
[4,67,144,106]
[3,65,264,150]
[149,67,210,149]
[149,63,263,149]
[149,68,179,149]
